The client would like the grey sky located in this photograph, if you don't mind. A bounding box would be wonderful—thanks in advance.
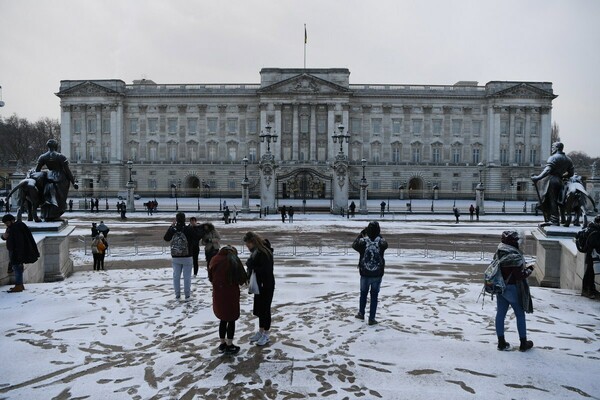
[1,0,598,156]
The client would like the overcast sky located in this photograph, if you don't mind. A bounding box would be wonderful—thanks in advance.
[1,0,598,156]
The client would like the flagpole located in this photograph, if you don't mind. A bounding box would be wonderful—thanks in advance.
[304,24,307,69]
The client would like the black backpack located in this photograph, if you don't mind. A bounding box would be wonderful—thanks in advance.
[575,225,599,253]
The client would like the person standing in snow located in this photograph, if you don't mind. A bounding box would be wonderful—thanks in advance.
[201,222,221,271]
[2,213,40,293]
[494,230,534,352]
[91,233,108,271]
[208,245,247,355]
[163,212,202,301]
[243,231,275,346]
[352,221,388,325]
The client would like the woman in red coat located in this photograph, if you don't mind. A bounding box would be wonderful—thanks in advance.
[208,245,246,355]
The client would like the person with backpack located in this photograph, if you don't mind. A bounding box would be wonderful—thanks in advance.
[163,212,202,301]
[493,230,535,352]
[243,231,275,347]
[578,215,600,299]
[352,221,388,325]
[208,245,247,355]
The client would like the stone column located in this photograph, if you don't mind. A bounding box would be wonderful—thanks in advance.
[359,177,368,214]
[259,153,277,212]
[476,183,485,214]
[292,103,299,160]
[327,103,336,160]
[310,104,317,161]
[332,156,349,214]
[60,105,72,159]
[116,102,124,161]
[241,178,250,213]
[274,103,282,161]
[540,106,552,159]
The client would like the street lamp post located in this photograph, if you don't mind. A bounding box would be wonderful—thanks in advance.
[359,158,368,214]
[502,188,506,213]
[241,156,250,212]
[331,124,350,156]
[126,160,135,212]
[104,183,108,210]
[259,123,278,154]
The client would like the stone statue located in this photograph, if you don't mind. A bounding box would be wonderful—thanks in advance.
[531,142,574,226]
[35,139,78,221]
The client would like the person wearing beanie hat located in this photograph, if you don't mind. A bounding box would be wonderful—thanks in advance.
[494,230,535,351]
[1,214,40,292]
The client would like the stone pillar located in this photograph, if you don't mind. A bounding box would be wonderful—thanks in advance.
[327,103,336,160]
[241,178,250,213]
[476,183,485,214]
[60,105,72,159]
[292,103,299,160]
[332,157,349,214]
[310,104,317,161]
[259,153,277,212]
[126,180,135,212]
[274,103,282,161]
[359,178,368,214]
[540,106,552,159]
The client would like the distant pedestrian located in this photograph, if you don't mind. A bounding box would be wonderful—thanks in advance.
[189,217,201,276]
[232,206,238,223]
[94,198,100,212]
[68,199,73,212]
[1,214,40,293]
[223,206,231,224]
[97,221,109,237]
[349,201,356,217]
[208,245,247,355]
[453,206,460,223]
[280,205,287,223]
[475,205,480,221]
[288,206,294,223]
[469,204,475,221]
[163,212,202,301]
[120,202,127,219]
[493,230,534,352]
[352,221,388,325]
[91,222,99,238]
[243,231,275,347]
[380,201,386,218]
[580,216,600,299]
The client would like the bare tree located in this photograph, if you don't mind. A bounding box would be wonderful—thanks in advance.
[0,114,60,167]
[551,121,560,143]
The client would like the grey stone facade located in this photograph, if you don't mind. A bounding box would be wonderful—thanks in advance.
[56,68,556,203]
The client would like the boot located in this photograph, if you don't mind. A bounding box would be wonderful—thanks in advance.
[519,337,534,352]
[497,336,510,351]
[8,284,24,293]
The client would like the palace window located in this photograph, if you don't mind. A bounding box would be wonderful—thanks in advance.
[350,118,361,135]
[148,118,158,134]
[452,119,462,136]
[515,147,523,164]
[207,118,218,134]
[227,118,238,134]
[371,118,382,135]
[149,146,157,162]
[73,119,82,134]
[300,114,309,133]
[248,146,257,162]
[247,118,258,134]
[102,118,110,134]
[472,120,482,136]
[168,144,177,161]
[71,143,80,161]
[452,147,461,164]
[412,119,422,135]
[187,118,197,135]
[529,148,537,164]
[392,145,401,163]
[228,145,237,161]
[515,119,524,136]
[411,146,421,163]
[472,148,480,164]
[102,144,110,162]
[432,147,441,164]
[129,118,138,134]
[283,115,292,133]
[392,118,402,135]
[168,118,178,134]
[500,120,509,136]
[432,119,442,136]
[87,117,97,134]
[500,148,509,164]
[530,121,538,136]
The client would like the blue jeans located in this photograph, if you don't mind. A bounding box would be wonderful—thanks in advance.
[172,257,193,298]
[359,276,382,321]
[13,263,24,285]
[495,284,526,338]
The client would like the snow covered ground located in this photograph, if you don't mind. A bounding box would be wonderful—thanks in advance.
[1,209,599,399]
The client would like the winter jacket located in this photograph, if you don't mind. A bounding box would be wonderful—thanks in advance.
[495,243,532,284]
[246,245,275,292]
[208,248,244,321]
[2,221,40,265]
[91,237,108,255]
[163,223,201,258]
[352,221,388,278]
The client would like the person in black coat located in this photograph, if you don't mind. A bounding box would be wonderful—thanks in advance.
[582,216,600,299]
[2,214,40,293]
[243,231,275,346]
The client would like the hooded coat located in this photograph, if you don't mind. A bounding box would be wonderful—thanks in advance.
[209,247,244,321]
[352,221,388,277]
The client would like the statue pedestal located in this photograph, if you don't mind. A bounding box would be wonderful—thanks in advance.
[0,221,74,286]
[532,225,587,290]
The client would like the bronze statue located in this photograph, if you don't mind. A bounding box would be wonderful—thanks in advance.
[35,139,78,221]
[531,142,574,226]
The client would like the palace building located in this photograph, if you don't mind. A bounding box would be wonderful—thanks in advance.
[56,68,556,207]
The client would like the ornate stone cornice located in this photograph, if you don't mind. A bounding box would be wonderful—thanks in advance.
[158,105,168,113]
